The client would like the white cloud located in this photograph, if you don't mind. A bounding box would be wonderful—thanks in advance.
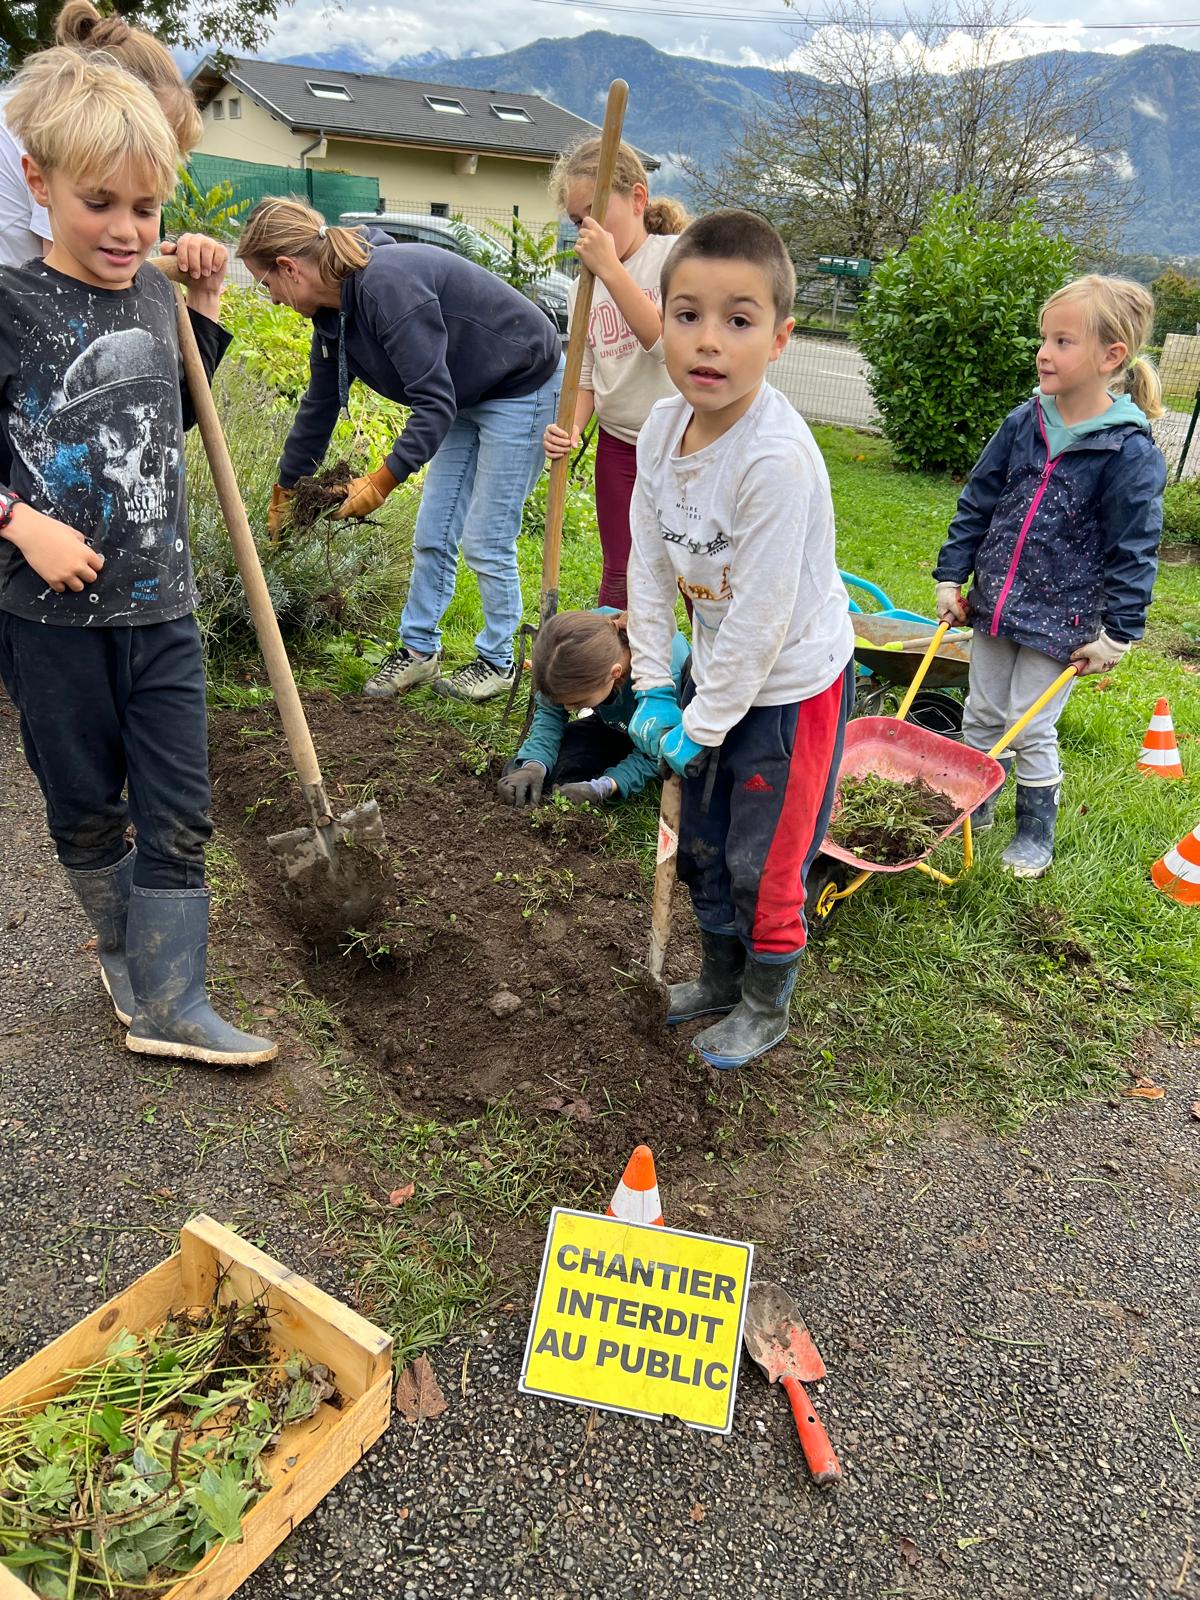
[1132,95,1168,120]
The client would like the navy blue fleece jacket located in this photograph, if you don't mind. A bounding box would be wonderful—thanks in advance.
[278,231,561,487]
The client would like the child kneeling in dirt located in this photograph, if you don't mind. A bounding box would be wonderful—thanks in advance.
[496,607,689,809]
[0,52,275,1066]
[627,210,855,1072]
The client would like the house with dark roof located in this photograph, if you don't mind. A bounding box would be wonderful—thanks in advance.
[187,57,634,227]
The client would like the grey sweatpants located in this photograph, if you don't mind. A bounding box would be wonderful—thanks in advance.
[961,631,1076,788]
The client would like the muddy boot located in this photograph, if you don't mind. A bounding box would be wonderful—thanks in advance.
[125,888,277,1066]
[693,955,800,1071]
[971,754,1013,833]
[64,848,136,1024]
[1001,783,1060,880]
[667,930,745,1025]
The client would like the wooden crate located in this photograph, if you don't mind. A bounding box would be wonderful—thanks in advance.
[0,1216,393,1600]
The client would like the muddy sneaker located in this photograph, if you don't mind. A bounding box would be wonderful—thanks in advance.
[434,656,515,703]
[363,647,439,699]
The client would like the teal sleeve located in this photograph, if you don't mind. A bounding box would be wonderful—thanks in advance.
[517,695,569,770]
[605,747,659,799]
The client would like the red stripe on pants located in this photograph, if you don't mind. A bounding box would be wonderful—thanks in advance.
[751,673,847,954]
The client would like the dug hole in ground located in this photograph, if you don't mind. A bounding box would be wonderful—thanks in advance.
[1,693,1198,1600]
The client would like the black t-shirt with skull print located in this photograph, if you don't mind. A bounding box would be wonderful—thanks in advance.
[0,259,230,626]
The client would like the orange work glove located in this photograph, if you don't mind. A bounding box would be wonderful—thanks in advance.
[267,483,295,540]
[334,464,399,521]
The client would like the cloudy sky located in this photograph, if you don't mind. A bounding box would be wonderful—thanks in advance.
[264,0,1200,71]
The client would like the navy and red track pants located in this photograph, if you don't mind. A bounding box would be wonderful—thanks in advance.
[678,665,854,959]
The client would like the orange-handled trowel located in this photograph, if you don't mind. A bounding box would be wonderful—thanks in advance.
[743,1280,842,1487]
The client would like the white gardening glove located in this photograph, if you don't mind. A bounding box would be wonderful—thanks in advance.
[935,582,968,625]
[1070,630,1131,676]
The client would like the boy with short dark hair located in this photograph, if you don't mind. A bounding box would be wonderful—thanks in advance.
[0,47,275,1065]
[627,209,855,1071]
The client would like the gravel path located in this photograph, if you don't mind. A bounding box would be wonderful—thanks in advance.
[2,705,1198,1600]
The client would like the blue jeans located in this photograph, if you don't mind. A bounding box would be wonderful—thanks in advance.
[0,612,211,888]
[400,356,564,670]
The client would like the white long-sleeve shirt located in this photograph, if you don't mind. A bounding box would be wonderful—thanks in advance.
[628,383,854,747]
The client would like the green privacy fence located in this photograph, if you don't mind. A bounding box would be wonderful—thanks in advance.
[186,154,380,226]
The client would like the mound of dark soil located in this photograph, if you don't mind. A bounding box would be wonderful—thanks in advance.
[289,459,355,531]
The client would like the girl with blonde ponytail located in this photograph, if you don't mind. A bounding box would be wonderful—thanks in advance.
[0,0,201,269]
[237,195,565,704]
[934,273,1167,879]
[546,139,688,607]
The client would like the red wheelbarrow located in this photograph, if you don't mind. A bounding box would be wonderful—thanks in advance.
[810,623,1080,924]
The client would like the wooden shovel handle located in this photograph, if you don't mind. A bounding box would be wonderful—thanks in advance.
[781,1374,842,1486]
[158,257,331,819]
[540,77,628,625]
[646,772,681,982]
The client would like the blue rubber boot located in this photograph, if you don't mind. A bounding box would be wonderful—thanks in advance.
[971,754,1013,833]
[1001,783,1060,880]
[64,848,136,1024]
[668,930,745,1025]
[125,888,277,1066]
[693,955,799,1071]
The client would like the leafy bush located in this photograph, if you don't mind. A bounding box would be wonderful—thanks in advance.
[164,169,248,242]
[188,364,415,663]
[1150,268,1200,345]
[857,191,1076,474]
[1162,478,1200,545]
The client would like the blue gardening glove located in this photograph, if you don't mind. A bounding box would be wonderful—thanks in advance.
[659,723,709,779]
[629,685,683,759]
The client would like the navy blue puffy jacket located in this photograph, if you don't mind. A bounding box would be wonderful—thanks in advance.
[934,397,1166,663]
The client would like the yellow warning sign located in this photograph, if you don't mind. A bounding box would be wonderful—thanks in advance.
[519,1208,753,1434]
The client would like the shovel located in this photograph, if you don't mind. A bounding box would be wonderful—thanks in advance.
[504,77,629,728]
[743,1280,842,1487]
[629,772,681,1036]
[157,256,387,934]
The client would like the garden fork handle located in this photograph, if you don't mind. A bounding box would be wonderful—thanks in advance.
[155,256,333,827]
[986,664,1081,761]
[540,78,628,626]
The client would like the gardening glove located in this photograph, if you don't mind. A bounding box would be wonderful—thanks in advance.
[629,685,683,759]
[935,582,968,625]
[658,723,710,779]
[1070,629,1131,676]
[554,775,618,806]
[267,483,295,539]
[496,761,547,809]
[334,464,399,521]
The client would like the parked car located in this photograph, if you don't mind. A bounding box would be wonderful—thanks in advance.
[338,210,570,332]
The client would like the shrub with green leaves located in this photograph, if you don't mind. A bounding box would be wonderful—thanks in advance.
[857,191,1076,474]
[164,169,248,242]
[1162,477,1200,545]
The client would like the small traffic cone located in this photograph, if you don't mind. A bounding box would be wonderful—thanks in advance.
[1137,698,1184,779]
[606,1144,664,1226]
[1151,822,1200,904]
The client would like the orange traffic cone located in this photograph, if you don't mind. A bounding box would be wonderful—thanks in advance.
[606,1145,664,1226]
[1137,698,1184,779]
[1151,822,1200,904]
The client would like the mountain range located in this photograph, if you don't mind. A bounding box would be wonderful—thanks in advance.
[282,31,1200,257]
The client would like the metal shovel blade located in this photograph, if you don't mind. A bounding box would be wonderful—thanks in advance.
[267,799,388,932]
[743,1280,827,1386]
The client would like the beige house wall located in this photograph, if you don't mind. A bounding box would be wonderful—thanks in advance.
[195,97,558,228]
[1161,332,1200,398]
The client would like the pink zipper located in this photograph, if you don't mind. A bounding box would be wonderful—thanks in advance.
[990,406,1059,636]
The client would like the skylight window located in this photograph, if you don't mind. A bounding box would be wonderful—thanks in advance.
[491,104,532,123]
[424,94,469,115]
[306,81,353,101]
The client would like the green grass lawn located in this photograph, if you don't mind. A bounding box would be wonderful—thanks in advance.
[204,409,1200,1131]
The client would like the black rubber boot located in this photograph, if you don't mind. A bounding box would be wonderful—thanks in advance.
[1001,783,1060,879]
[971,754,1013,833]
[667,930,746,1025]
[64,848,136,1024]
[693,955,800,1071]
[126,888,277,1066]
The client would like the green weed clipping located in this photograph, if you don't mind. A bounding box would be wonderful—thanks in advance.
[0,1296,335,1597]
[828,773,959,865]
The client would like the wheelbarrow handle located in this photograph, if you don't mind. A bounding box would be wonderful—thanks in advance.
[893,620,950,723]
[986,664,1081,761]
[781,1374,843,1486]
